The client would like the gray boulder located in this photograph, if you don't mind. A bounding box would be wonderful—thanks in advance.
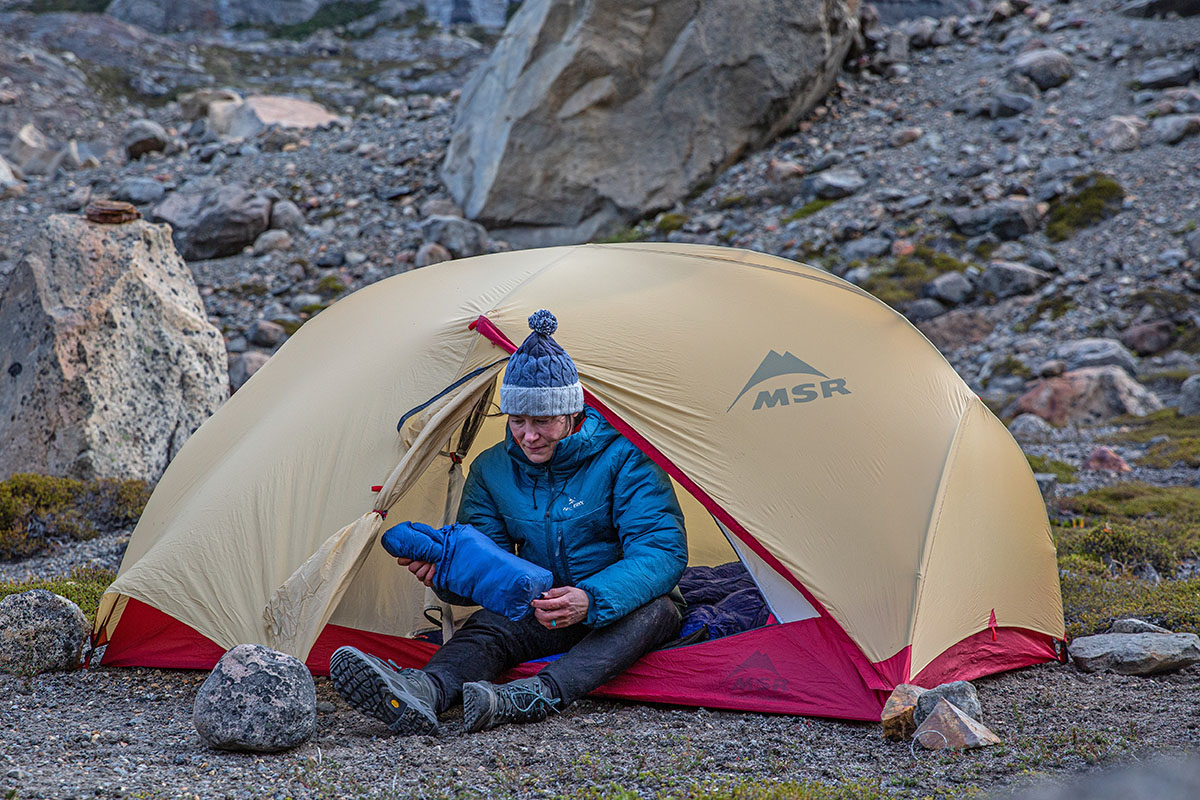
[978,261,1051,299]
[1136,58,1198,90]
[946,200,1039,240]
[1180,374,1200,416]
[1069,632,1200,675]
[152,183,271,261]
[113,177,167,206]
[913,680,982,726]
[1009,49,1074,91]
[841,236,892,262]
[269,200,306,233]
[0,590,89,676]
[905,298,946,322]
[1092,115,1145,152]
[1049,338,1138,376]
[1109,618,1173,634]
[1008,413,1056,442]
[442,0,859,246]
[1010,366,1162,426]
[926,271,974,305]
[0,215,228,483]
[419,215,489,258]
[122,119,169,160]
[1151,114,1200,145]
[809,168,867,200]
[193,644,316,752]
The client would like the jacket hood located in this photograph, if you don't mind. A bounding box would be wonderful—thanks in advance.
[504,406,620,473]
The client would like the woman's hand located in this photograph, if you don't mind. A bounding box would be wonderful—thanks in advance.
[395,557,436,587]
[531,586,590,630]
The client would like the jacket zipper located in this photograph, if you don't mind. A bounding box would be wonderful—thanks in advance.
[543,467,572,585]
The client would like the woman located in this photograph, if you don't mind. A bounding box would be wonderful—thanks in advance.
[331,310,688,734]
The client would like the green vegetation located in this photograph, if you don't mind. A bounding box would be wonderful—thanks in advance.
[1026,454,1077,483]
[317,275,348,297]
[0,474,148,561]
[1045,173,1125,242]
[718,194,749,210]
[572,779,904,800]
[595,225,647,244]
[271,0,383,40]
[859,244,972,308]
[1122,288,1193,317]
[655,213,689,233]
[781,198,834,224]
[1053,483,1200,637]
[0,567,115,622]
[1013,293,1076,333]
[1102,409,1200,469]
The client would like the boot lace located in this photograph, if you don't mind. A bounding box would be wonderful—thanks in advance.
[498,681,561,723]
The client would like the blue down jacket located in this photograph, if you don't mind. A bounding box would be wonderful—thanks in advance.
[456,407,688,628]
[380,521,553,621]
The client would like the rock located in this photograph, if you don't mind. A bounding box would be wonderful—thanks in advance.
[0,215,228,482]
[122,119,169,160]
[1093,115,1145,152]
[1034,473,1058,499]
[913,698,1001,750]
[113,177,166,206]
[252,229,292,256]
[842,236,892,262]
[1151,114,1200,145]
[193,644,316,752]
[442,0,859,246]
[881,684,926,741]
[7,123,58,176]
[766,159,805,183]
[208,96,344,140]
[1120,0,1200,14]
[107,0,366,32]
[229,351,270,391]
[946,200,1039,240]
[979,261,1052,298]
[1109,618,1173,635]
[0,590,89,676]
[1136,59,1198,90]
[905,298,946,321]
[1122,320,1175,356]
[269,200,306,233]
[1008,413,1056,442]
[414,241,452,267]
[890,127,923,147]
[0,155,22,198]
[1083,445,1132,472]
[1010,366,1163,426]
[1009,49,1074,91]
[916,309,996,352]
[1037,359,1067,378]
[419,215,489,258]
[1050,338,1138,376]
[809,168,867,200]
[914,680,982,726]
[1069,632,1200,675]
[1180,374,1200,416]
[151,183,271,261]
[248,320,286,348]
[990,91,1034,118]
[178,88,243,121]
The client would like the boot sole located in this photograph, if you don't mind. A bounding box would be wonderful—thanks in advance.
[330,647,438,736]
[462,681,497,734]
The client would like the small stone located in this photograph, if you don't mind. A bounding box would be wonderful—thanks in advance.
[419,215,488,258]
[248,320,286,348]
[979,261,1052,298]
[766,158,805,183]
[1050,338,1138,376]
[415,241,452,267]
[890,127,923,147]
[84,200,141,225]
[1093,115,1145,152]
[269,200,306,233]
[1037,359,1067,378]
[927,271,973,305]
[841,236,892,262]
[881,684,926,741]
[316,250,345,268]
[905,298,946,321]
[914,680,982,726]
[1009,413,1056,442]
[808,168,867,199]
[1122,320,1175,356]
[1082,445,1132,472]
[913,698,1001,750]
[113,177,166,206]
[252,230,293,256]
[1009,48,1074,91]
[229,351,270,391]
[1136,58,1198,90]
[1151,114,1200,145]
[122,119,170,160]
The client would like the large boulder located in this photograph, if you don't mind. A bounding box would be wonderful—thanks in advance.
[0,215,228,482]
[1069,632,1200,675]
[151,183,272,260]
[1049,338,1138,376]
[1009,366,1162,426]
[1181,374,1200,416]
[207,95,345,140]
[0,590,89,676]
[442,0,860,246]
[193,644,317,752]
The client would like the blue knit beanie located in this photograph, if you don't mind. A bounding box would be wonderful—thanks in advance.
[499,310,584,416]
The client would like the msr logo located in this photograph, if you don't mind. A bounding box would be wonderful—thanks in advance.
[727,350,851,412]
[725,651,790,694]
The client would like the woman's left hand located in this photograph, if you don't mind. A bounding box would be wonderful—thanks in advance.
[531,586,589,630]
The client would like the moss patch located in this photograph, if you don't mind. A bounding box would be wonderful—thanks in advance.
[781,198,834,223]
[0,475,148,561]
[859,244,972,308]
[317,275,347,297]
[1101,409,1200,469]
[1045,173,1125,242]
[595,226,647,244]
[1027,454,1077,483]
[1060,572,1200,639]
[655,213,689,233]
[0,567,115,623]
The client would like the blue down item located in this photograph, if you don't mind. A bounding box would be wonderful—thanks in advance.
[677,561,771,641]
[380,521,553,622]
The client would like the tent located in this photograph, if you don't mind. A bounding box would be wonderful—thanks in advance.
[91,243,1065,721]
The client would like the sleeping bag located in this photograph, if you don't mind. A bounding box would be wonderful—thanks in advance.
[380,521,553,621]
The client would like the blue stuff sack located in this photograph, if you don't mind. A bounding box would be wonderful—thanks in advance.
[380,521,553,622]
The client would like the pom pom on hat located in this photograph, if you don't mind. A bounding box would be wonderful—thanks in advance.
[500,309,583,417]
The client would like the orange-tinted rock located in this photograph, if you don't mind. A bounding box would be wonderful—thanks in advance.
[1083,445,1132,472]
[881,683,927,741]
[913,698,1001,750]
[1010,366,1162,426]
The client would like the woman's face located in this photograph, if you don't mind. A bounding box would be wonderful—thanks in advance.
[508,415,573,464]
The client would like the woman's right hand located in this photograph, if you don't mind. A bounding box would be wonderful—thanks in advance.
[395,557,436,587]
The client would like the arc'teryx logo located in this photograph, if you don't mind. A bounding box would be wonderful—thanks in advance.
[727,350,851,412]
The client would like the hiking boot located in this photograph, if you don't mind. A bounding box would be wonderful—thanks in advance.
[462,675,561,733]
[329,646,439,735]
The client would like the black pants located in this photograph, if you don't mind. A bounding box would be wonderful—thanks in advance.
[421,594,681,712]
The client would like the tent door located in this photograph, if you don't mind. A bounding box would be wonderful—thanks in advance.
[716,519,819,624]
